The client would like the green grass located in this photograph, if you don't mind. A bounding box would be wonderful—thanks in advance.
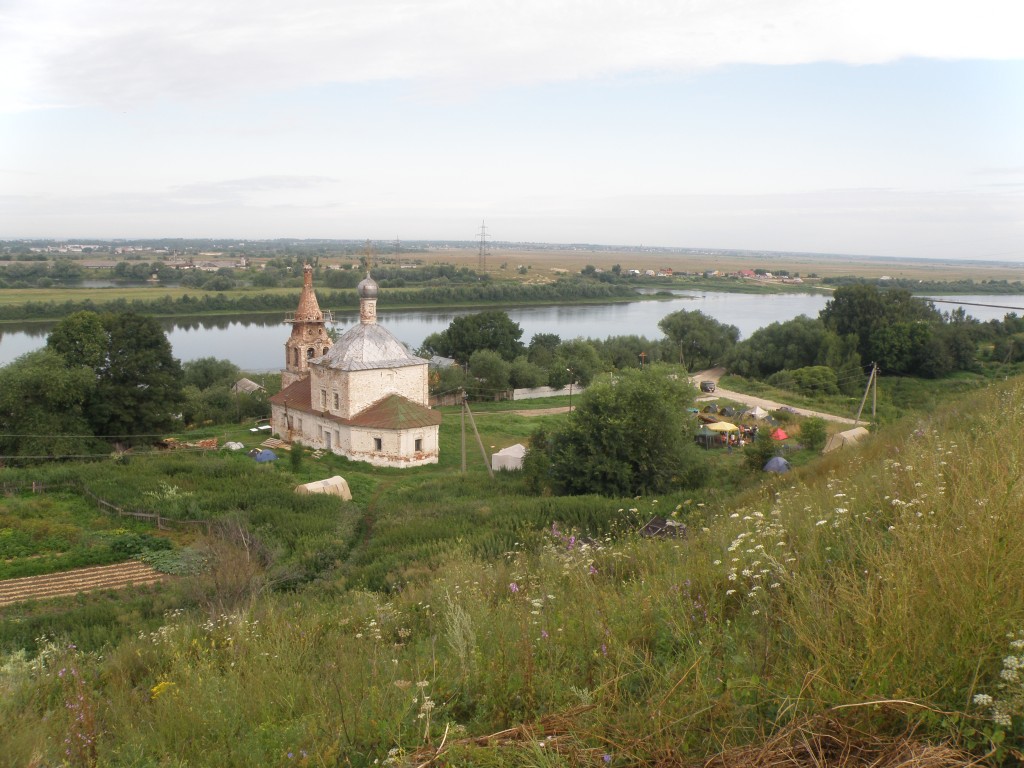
[3,379,1023,765]
[0,494,175,580]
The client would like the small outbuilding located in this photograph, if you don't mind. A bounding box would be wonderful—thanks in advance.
[294,475,352,501]
[491,443,527,472]
[231,378,266,394]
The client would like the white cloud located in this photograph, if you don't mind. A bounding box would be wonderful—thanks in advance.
[2,0,1021,111]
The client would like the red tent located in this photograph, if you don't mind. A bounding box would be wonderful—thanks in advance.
[771,428,789,441]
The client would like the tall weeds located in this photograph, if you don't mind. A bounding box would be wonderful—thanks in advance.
[1,379,1023,765]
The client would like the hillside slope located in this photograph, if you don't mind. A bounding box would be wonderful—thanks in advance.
[1,378,1023,766]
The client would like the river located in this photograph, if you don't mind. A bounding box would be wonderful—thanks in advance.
[1,291,1022,371]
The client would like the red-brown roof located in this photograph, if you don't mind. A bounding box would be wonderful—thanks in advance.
[269,378,311,410]
[271,384,440,431]
[347,394,442,430]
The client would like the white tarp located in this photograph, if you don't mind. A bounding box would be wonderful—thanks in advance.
[294,475,352,501]
[223,441,245,451]
[491,443,527,472]
[823,426,870,454]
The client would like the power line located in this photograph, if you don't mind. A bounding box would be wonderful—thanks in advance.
[477,220,490,273]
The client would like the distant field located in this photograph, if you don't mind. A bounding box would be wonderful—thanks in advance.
[0,285,297,308]
[0,251,1019,314]
[391,247,1024,282]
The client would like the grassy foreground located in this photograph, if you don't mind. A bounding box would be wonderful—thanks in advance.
[2,381,1024,766]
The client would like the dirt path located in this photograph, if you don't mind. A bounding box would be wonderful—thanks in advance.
[477,371,864,425]
[0,561,168,608]
[691,368,865,426]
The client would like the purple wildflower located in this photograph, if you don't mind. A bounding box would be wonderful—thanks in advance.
[508,582,519,593]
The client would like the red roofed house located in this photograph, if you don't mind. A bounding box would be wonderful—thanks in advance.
[269,267,441,467]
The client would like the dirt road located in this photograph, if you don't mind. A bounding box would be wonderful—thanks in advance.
[480,371,864,425]
[691,368,865,426]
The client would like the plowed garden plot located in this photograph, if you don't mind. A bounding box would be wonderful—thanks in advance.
[0,561,167,607]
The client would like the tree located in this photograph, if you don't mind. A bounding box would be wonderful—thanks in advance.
[527,333,561,367]
[0,349,104,461]
[468,349,511,398]
[420,311,525,363]
[182,357,241,390]
[593,335,662,370]
[542,367,706,496]
[658,309,739,370]
[726,316,835,378]
[47,311,184,443]
[552,339,603,387]
[820,285,944,375]
[429,364,469,396]
[47,310,108,369]
[509,356,547,388]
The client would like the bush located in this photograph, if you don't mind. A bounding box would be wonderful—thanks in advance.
[800,417,828,452]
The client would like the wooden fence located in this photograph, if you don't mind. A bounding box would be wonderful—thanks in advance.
[1,482,211,534]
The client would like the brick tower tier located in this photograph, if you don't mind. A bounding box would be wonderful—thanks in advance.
[281,264,333,388]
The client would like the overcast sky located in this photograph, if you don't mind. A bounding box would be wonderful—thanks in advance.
[1,0,1022,260]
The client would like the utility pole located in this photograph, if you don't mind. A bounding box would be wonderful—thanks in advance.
[463,392,493,478]
[855,363,878,425]
[460,389,467,473]
[477,220,490,273]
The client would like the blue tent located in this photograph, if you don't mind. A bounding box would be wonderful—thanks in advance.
[763,456,791,473]
[253,449,278,463]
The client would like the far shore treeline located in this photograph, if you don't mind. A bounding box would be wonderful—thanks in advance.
[0,280,637,323]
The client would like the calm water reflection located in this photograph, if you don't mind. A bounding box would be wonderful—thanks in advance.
[2,292,1022,371]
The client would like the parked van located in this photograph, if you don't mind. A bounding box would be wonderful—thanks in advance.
[700,381,716,393]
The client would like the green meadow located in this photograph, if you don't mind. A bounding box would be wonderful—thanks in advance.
[1,381,1023,766]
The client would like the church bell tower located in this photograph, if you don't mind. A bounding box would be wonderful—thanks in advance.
[282,264,333,388]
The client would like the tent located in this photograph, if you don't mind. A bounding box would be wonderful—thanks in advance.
[491,443,527,472]
[744,405,769,420]
[695,426,719,449]
[295,475,352,501]
[823,426,870,454]
[251,448,278,462]
[771,428,790,441]
[763,456,791,473]
[222,441,245,451]
[705,421,739,433]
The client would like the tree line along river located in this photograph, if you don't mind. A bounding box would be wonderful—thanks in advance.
[1,291,1021,371]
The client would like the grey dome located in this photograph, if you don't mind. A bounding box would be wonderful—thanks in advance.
[316,323,423,371]
[357,275,379,299]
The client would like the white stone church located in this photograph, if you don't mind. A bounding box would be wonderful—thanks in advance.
[269,266,441,467]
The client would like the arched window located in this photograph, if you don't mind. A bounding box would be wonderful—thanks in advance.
[307,347,315,359]
[293,348,299,366]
